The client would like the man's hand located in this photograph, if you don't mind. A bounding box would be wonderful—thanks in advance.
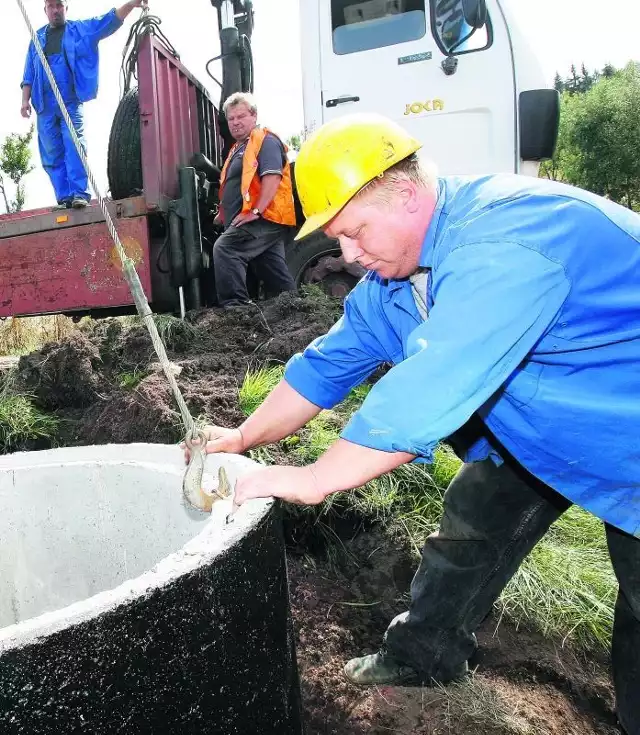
[20,102,32,119]
[234,465,325,508]
[183,424,244,462]
[230,210,260,228]
[116,0,148,21]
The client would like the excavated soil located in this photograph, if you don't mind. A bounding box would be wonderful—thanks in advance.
[9,291,623,734]
[15,291,343,447]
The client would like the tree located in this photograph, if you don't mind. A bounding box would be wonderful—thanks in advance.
[0,126,35,213]
[568,63,640,209]
[553,72,565,93]
[286,133,303,153]
[541,62,640,210]
[539,92,577,182]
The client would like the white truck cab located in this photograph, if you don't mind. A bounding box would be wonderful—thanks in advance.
[299,0,559,178]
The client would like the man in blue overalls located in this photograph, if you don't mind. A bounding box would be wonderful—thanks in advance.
[20,0,146,209]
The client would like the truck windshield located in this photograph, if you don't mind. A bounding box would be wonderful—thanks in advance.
[331,0,427,55]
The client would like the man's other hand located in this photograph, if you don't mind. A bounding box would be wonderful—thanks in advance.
[21,103,32,119]
[234,465,325,508]
[230,211,260,228]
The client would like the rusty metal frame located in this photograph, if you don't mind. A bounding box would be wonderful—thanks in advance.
[137,33,221,212]
[0,197,148,240]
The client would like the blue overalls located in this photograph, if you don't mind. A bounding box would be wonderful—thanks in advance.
[37,30,90,205]
[22,10,124,206]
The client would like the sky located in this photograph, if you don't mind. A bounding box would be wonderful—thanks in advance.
[1,0,639,210]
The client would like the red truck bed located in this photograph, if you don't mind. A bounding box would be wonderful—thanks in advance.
[0,198,152,317]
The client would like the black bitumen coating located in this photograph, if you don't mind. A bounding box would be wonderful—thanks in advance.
[0,507,303,734]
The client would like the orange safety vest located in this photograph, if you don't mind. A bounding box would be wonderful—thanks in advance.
[218,127,297,227]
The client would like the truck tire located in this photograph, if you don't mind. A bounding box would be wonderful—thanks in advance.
[286,231,365,299]
[107,88,143,200]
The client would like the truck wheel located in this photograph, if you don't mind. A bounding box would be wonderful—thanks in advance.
[107,88,143,200]
[286,231,365,299]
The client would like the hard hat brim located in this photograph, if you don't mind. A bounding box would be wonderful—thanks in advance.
[294,205,342,241]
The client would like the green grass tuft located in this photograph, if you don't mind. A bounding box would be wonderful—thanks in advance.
[239,365,284,416]
[0,393,59,453]
[117,369,149,391]
[500,508,615,649]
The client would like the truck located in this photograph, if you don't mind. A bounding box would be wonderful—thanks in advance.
[0,0,559,319]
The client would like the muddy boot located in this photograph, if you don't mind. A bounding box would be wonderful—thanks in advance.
[344,651,469,687]
[344,651,421,686]
[52,201,69,211]
[71,197,88,209]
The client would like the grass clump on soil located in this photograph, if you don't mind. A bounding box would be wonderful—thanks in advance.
[239,365,284,416]
[117,368,149,391]
[501,508,616,650]
[239,366,617,652]
[439,675,538,735]
[0,373,59,453]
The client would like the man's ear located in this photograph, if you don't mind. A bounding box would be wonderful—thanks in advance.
[399,181,420,214]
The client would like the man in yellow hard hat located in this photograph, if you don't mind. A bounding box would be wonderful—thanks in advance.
[187,114,640,732]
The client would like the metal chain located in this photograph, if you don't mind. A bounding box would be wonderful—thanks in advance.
[16,0,198,441]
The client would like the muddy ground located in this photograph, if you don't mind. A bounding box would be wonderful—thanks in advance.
[289,532,619,735]
[10,291,621,734]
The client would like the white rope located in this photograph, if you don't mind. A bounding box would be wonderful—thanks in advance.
[16,0,198,441]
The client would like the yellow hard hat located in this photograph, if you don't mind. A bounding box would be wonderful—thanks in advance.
[294,113,422,241]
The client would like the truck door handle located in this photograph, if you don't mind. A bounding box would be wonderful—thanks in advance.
[325,95,360,108]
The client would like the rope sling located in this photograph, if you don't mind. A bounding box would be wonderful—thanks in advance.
[15,0,212,508]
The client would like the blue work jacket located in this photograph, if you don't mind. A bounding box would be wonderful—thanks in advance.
[21,10,123,114]
[285,175,640,537]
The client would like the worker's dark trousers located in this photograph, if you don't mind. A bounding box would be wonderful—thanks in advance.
[212,223,296,307]
[384,457,640,735]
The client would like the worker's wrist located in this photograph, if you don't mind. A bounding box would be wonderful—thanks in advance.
[306,464,327,503]
[306,462,331,501]
[236,425,247,452]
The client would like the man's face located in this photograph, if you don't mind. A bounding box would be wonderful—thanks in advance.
[45,0,67,27]
[226,103,257,142]
[324,184,428,280]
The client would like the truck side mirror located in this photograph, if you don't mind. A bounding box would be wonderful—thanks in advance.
[462,0,487,29]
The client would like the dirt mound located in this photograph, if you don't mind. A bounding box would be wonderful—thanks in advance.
[14,290,343,445]
[17,332,103,410]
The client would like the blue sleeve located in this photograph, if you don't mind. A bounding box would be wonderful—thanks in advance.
[342,241,571,459]
[75,8,123,45]
[284,292,390,409]
[21,43,35,87]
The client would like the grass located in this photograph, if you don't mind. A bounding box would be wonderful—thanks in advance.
[0,315,75,356]
[238,365,618,652]
[501,508,616,649]
[150,314,198,352]
[239,365,285,416]
[0,372,59,453]
[439,675,539,735]
[117,368,149,391]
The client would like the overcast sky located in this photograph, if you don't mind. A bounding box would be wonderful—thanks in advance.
[2,0,639,210]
